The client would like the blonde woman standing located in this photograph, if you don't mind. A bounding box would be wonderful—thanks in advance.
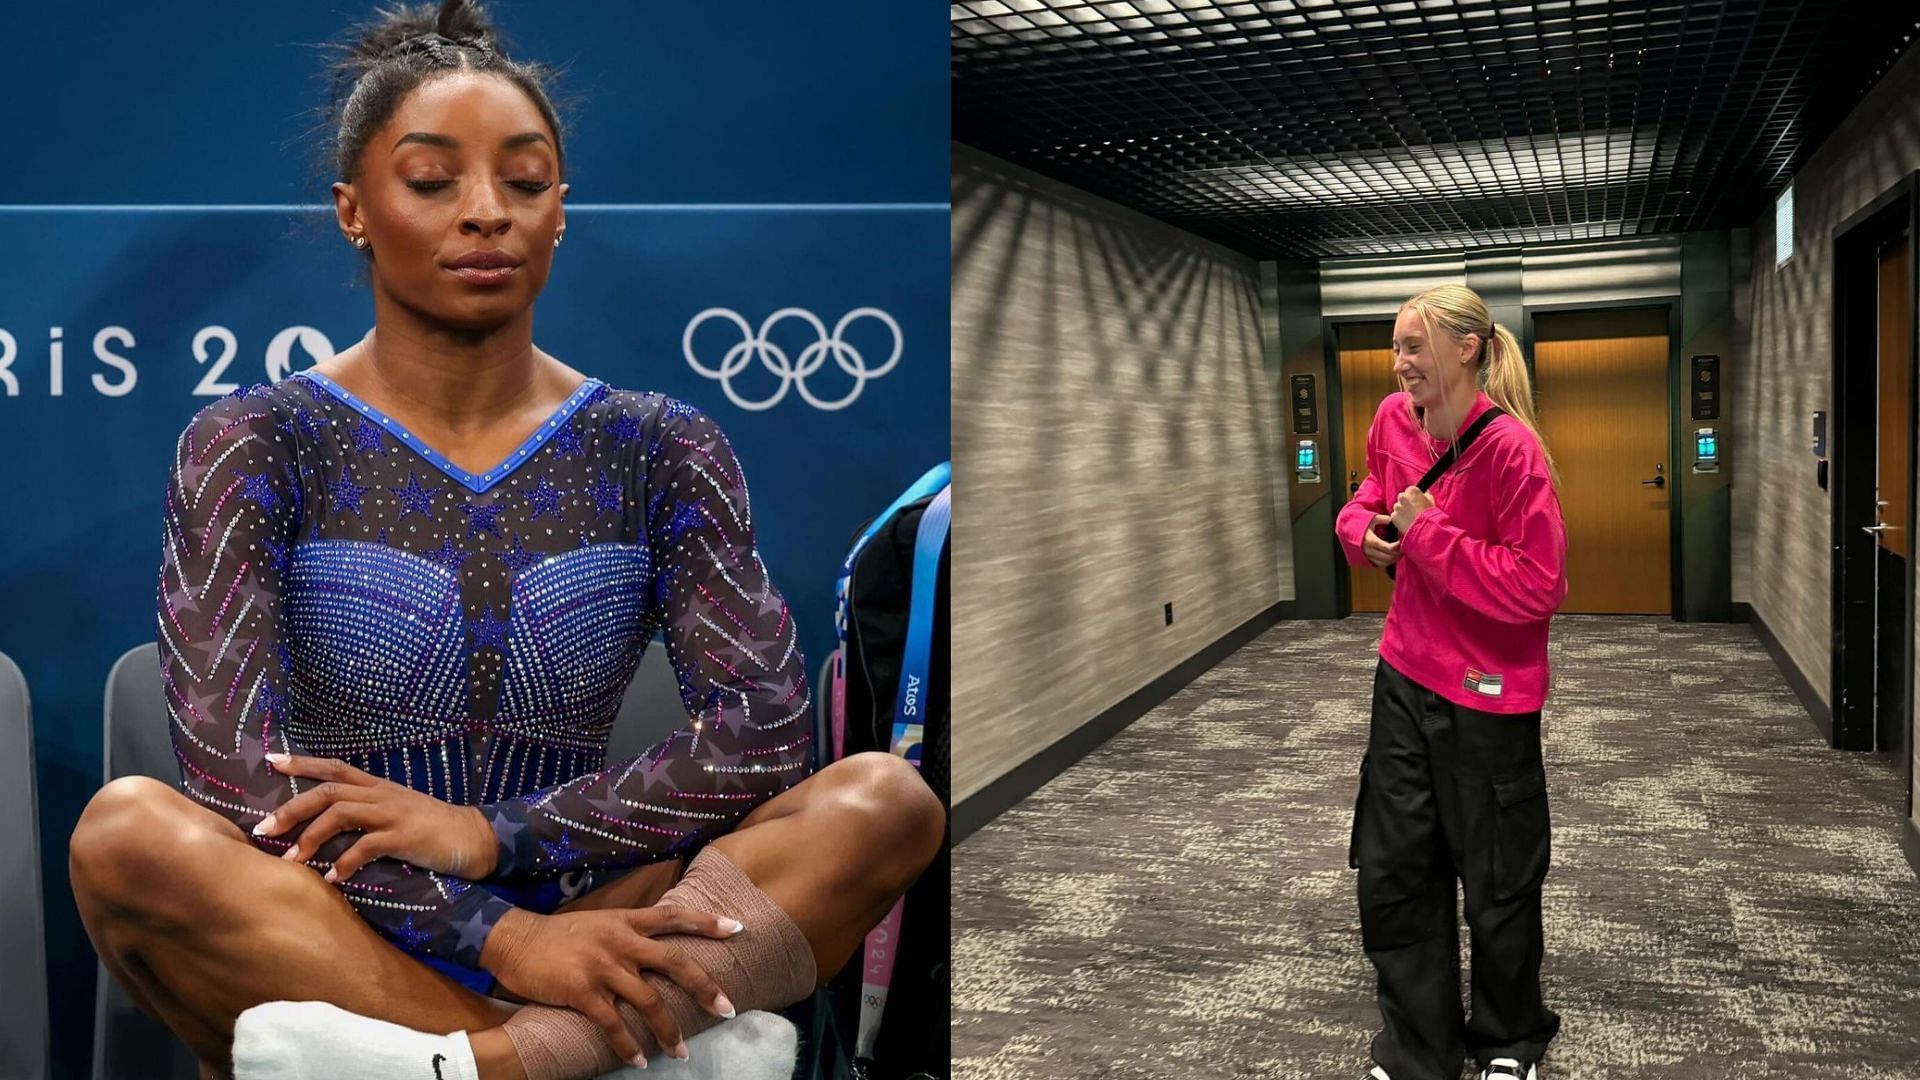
[1335,285,1568,1080]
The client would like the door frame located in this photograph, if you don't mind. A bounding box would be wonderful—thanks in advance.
[1829,173,1919,773]
[1520,297,1685,618]
[1323,314,1400,618]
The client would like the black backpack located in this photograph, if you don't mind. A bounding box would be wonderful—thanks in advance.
[812,484,950,1080]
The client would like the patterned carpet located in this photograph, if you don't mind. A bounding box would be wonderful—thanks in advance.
[952,617,1920,1079]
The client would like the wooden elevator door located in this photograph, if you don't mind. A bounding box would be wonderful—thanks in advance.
[1534,308,1672,614]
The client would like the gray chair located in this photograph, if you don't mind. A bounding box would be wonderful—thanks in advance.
[0,651,50,1080]
[97,641,799,1078]
[814,651,836,769]
[94,644,199,1080]
[804,650,851,1080]
[617,637,833,765]
[608,638,696,764]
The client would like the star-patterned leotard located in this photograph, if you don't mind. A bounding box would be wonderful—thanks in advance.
[158,369,811,974]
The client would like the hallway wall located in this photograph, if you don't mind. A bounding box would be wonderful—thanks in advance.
[951,144,1288,804]
[1738,38,1920,779]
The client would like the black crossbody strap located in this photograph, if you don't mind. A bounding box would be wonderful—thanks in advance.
[1412,405,1508,493]
[1380,406,1508,579]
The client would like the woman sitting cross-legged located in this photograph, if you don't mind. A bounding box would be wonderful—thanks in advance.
[68,3,944,1078]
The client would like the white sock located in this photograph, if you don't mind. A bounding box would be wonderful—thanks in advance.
[232,1000,480,1080]
[589,1011,799,1080]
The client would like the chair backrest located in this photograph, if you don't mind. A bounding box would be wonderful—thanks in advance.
[104,644,173,783]
[0,651,49,1080]
[94,644,199,1080]
[815,651,836,767]
[606,640,694,767]
[90,640,791,1077]
[109,641,697,784]
[608,643,840,775]
[92,639,800,1077]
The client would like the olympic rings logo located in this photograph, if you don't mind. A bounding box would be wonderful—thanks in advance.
[682,307,902,412]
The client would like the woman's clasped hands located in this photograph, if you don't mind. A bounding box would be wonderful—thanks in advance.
[254,752,742,1065]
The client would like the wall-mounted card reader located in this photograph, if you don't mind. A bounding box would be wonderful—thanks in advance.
[1812,411,1828,489]
[1296,439,1322,483]
[1693,427,1720,474]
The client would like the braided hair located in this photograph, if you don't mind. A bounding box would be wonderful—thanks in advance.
[323,0,568,186]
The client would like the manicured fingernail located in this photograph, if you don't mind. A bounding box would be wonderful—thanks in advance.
[323,868,338,883]
[629,1055,648,1070]
[726,919,745,935]
[265,753,289,765]
[671,1042,690,1061]
[252,815,275,836]
[280,845,298,860]
[715,993,736,1018]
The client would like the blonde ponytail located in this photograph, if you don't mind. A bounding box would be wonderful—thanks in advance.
[1480,322,1559,488]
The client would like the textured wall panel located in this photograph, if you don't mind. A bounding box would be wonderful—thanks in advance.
[1740,42,1920,729]
[1320,254,1466,316]
[951,144,1287,803]
[1520,237,1685,307]
[1320,237,1684,319]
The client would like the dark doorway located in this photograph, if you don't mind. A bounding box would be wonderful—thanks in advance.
[1876,237,1912,757]
[1831,175,1918,764]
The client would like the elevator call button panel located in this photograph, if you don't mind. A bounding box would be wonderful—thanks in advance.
[1296,439,1322,483]
[1694,427,1720,473]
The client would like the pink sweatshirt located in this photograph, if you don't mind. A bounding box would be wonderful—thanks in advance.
[1335,390,1568,714]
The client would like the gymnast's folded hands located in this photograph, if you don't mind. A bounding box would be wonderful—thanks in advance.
[479,904,743,1065]
[253,750,740,1059]
[254,751,503,881]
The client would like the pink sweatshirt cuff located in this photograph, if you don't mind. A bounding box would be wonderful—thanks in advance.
[1337,507,1370,566]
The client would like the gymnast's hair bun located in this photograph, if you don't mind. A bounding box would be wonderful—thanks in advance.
[344,0,506,71]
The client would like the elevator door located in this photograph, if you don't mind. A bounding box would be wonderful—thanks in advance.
[1338,321,1398,613]
[1533,308,1672,614]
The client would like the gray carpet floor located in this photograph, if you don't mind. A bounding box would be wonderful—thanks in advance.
[952,617,1920,1079]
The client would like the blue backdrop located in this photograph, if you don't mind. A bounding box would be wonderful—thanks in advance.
[0,4,947,1076]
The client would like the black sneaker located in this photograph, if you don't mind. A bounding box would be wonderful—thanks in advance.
[1479,1059,1538,1080]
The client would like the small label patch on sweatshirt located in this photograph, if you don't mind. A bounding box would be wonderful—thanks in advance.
[1464,668,1504,697]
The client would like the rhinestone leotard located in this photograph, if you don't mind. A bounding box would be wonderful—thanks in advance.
[158,370,810,966]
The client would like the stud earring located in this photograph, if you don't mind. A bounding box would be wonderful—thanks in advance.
[554,231,564,248]
[352,236,369,250]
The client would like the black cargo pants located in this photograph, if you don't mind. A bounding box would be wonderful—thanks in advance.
[1350,658,1560,1079]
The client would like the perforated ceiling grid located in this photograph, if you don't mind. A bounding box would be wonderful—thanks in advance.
[952,1,1920,256]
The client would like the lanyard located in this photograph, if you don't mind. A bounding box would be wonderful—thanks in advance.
[855,484,950,1065]
[887,486,950,763]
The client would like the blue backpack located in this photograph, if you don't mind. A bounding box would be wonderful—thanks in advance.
[813,463,950,1080]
